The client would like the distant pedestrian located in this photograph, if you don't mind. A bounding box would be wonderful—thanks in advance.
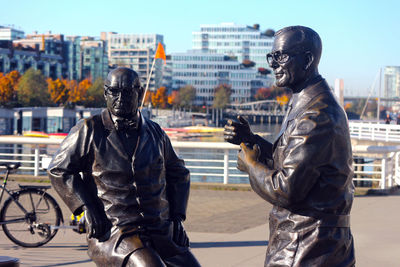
[385,114,391,124]
[396,114,400,125]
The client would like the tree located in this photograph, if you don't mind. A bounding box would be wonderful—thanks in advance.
[168,90,180,108]
[179,85,196,108]
[213,84,231,109]
[17,68,51,106]
[255,87,272,100]
[258,67,271,75]
[0,71,20,107]
[47,78,69,106]
[151,87,168,109]
[69,79,91,105]
[242,59,255,68]
[85,77,105,108]
[264,29,275,37]
[142,90,153,107]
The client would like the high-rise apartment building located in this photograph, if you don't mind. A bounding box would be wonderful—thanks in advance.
[170,50,271,106]
[384,66,400,98]
[101,32,165,91]
[0,31,64,78]
[0,25,24,41]
[192,22,273,69]
[64,36,82,81]
[80,37,108,81]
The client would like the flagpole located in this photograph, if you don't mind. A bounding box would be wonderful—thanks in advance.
[141,58,156,109]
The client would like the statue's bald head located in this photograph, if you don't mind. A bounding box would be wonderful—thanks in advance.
[274,26,322,68]
[105,67,141,89]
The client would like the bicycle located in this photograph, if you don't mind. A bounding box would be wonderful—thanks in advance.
[0,162,64,247]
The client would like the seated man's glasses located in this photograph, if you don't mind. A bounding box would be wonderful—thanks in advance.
[104,85,136,97]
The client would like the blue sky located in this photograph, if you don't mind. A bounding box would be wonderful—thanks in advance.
[2,0,399,96]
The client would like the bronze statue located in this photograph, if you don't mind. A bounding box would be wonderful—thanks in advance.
[225,26,355,266]
[48,67,201,267]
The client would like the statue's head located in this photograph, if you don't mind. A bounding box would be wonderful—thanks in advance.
[267,26,322,92]
[104,67,144,118]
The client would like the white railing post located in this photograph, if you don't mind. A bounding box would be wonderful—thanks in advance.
[371,125,375,140]
[223,149,229,184]
[34,146,40,177]
[381,156,387,189]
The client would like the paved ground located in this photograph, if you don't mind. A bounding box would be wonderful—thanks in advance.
[0,181,399,266]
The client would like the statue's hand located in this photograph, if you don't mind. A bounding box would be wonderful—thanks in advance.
[84,206,110,239]
[237,143,260,173]
[224,116,254,145]
[172,218,189,247]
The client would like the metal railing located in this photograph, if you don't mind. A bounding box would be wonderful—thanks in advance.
[349,121,400,142]
[0,136,399,188]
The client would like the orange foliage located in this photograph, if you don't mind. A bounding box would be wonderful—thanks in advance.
[276,94,289,106]
[0,71,21,104]
[69,79,91,103]
[143,90,153,106]
[151,87,168,108]
[168,90,180,107]
[47,78,69,105]
[344,103,352,110]
[255,87,272,100]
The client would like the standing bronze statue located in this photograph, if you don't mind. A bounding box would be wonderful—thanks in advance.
[224,26,355,266]
[48,67,201,267]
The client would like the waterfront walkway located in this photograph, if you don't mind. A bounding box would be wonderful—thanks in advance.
[0,182,399,266]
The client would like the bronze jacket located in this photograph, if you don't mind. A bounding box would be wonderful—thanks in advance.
[249,78,355,267]
[48,109,190,229]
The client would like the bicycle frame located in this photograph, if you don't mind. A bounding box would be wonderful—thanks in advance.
[0,168,48,225]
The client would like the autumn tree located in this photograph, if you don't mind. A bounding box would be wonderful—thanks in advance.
[213,84,231,108]
[151,87,168,109]
[47,78,69,106]
[0,71,20,107]
[168,90,180,108]
[17,68,51,106]
[85,78,105,107]
[142,90,153,107]
[179,85,196,108]
[69,79,91,105]
[255,87,272,100]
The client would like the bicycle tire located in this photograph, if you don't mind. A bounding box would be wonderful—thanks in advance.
[0,188,62,247]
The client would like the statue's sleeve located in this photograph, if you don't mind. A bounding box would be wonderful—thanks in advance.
[247,108,337,208]
[47,119,94,215]
[163,133,190,221]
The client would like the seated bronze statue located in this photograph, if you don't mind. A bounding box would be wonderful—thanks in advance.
[48,67,201,267]
[225,26,355,267]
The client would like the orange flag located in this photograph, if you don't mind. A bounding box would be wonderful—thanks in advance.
[155,42,166,63]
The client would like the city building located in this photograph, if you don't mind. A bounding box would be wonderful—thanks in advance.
[0,25,24,41]
[101,32,165,91]
[192,22,273,69]
[384,66,400,99]
[64,36,82,81]
[80,37,108,81]
[170,50,272,106]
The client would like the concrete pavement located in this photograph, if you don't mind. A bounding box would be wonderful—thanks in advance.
[0,182,399,266]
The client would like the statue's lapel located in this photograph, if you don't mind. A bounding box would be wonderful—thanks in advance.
[101,109,130,161]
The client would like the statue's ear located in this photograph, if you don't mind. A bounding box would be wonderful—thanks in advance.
[103,85,108,100]
[304,51,314,70]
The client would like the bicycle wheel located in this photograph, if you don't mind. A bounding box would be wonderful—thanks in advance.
[0,188,62,247]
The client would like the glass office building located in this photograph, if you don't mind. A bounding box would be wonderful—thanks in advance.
[384,66,400,98]
[170,50,271,106]
[192,22,273,69]
[101,32,165,91]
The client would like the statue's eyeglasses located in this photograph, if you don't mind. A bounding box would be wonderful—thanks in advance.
[104,85,138,97]
[266,50,303,65]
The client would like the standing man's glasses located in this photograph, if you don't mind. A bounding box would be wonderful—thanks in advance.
[266,50,304,65]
